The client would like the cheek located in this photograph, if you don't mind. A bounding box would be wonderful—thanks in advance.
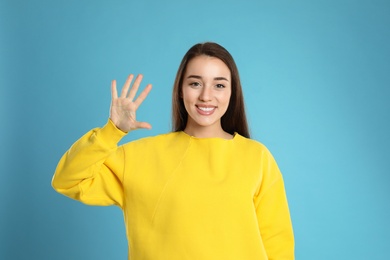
[220,91,232,106]
[181,90,193,110]
[182,88,197,102]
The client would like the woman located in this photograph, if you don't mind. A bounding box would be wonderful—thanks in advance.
[52,42,294,259]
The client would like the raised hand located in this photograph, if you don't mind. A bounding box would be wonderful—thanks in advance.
[110,74,152,132]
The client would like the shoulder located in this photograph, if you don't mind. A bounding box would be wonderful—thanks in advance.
[234,134,279,166]
[234,134,271,154]
[120,132,191,161]
[122,132,186,149]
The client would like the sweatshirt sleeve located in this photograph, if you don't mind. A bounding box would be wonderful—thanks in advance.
[52,119,128,208]
[254,148,295,260]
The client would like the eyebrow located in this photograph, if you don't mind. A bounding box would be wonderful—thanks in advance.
[187,75,230,82]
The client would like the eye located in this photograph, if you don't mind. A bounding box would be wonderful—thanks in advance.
[189,82,201,88]
[215,84,225,89]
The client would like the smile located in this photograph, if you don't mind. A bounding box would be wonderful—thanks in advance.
[196,105,216,115]
[198,107,214,111]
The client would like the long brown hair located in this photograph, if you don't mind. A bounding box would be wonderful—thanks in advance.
[172,42,250,138]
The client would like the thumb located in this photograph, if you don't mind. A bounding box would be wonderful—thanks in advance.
[135,121,152,130]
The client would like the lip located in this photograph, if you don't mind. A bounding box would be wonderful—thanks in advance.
[196,105,216,116]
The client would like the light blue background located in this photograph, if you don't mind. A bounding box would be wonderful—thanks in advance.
[1,0,389,259]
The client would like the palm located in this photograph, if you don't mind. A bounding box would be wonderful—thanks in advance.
[110,74,152,132]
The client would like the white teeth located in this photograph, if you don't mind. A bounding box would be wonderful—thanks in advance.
[198,107,214,112]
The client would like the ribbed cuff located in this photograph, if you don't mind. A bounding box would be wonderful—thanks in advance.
[95,119,128,148]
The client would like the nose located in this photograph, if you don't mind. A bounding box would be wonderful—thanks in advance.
[199,86,212,102]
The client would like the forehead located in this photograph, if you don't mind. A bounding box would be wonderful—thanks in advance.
[184,55,231,78]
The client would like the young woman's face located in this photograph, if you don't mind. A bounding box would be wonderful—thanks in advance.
[181,55,231,135]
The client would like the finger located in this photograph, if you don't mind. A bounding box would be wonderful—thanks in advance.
[135,121,152,130]
[111,80,118,99]
[134,84,152,108]
[127,74,143,101]
[120,74,134,98]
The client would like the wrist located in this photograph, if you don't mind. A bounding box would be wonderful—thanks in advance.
[108,119,129,134]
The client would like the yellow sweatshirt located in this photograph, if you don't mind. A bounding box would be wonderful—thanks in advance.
[52,120,294,260]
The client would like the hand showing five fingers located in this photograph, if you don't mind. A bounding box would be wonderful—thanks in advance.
[110,74,152,132]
